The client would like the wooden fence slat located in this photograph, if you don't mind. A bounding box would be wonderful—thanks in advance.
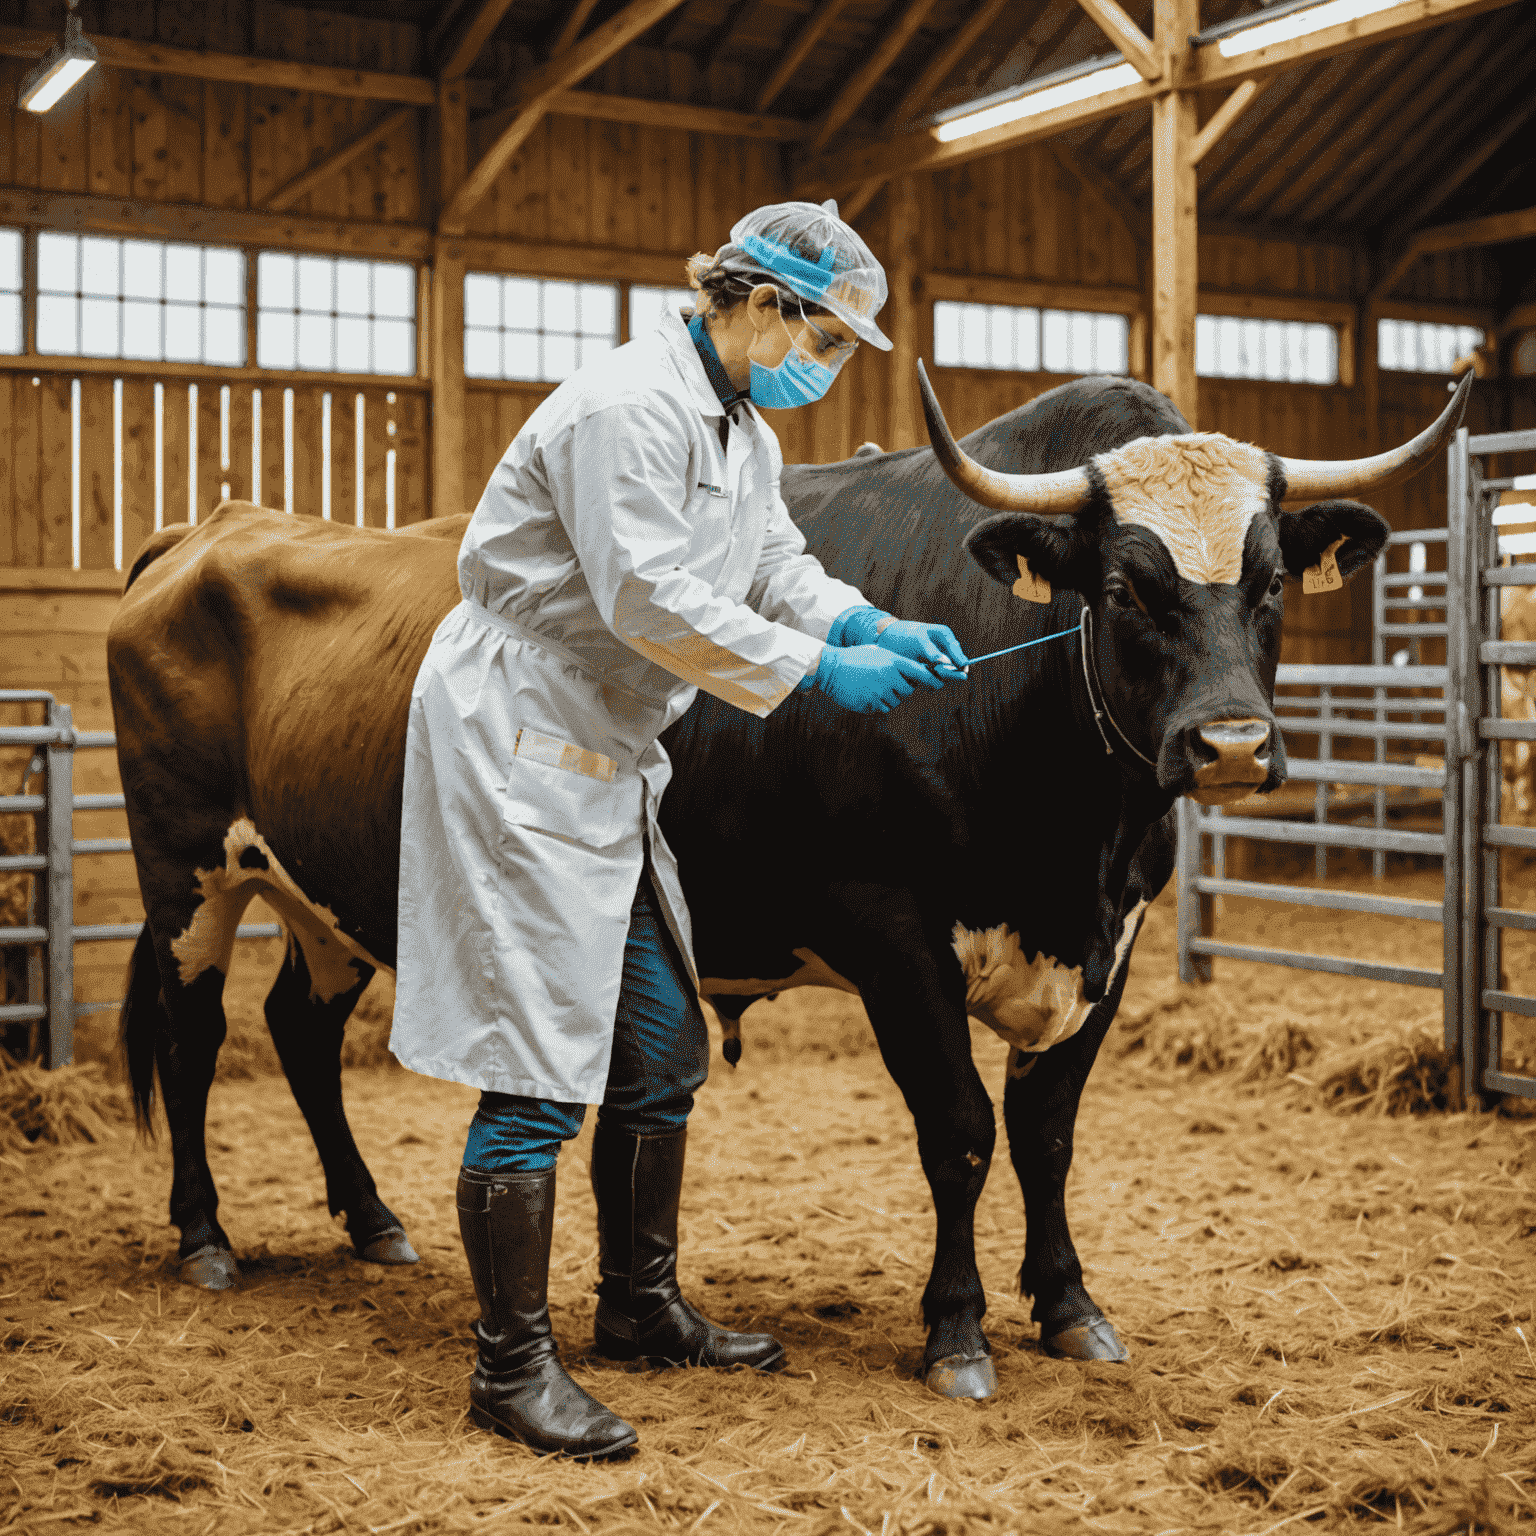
[0,374,14,567]
[10,374,41,566]
[196,377,224,521]
[161,379,191,529]
[363,387,389,528]
[331,385,357,525]
[78,375,115,569]
[119,377,156,565]
[293,384,325,518]
[392,388,427,527]
[261,383,286,514]
[38,375,73,568]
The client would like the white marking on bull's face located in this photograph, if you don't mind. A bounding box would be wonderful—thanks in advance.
[171,818,389,1002]
[959,899,1148,1060]
[1097,434,1270,585]
[700,948,861,999]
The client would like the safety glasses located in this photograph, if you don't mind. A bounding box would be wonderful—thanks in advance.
[788,294,858,367]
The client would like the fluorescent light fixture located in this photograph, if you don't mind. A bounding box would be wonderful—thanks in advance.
[18,2,98,114]
[1218,0,1398,57]
[933,59,1140,143]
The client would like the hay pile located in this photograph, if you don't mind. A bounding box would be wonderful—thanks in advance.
[0,1047,128,1151]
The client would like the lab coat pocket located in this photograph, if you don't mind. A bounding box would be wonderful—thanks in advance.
[501,728,627,851]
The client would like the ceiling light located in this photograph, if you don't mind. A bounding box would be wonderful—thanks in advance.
[18,0,98,114]
[933,58,1141,143]
[1217,0,1398,57]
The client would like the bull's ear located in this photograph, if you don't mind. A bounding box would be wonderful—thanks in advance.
[1277,501,1390,581]
[965,513,1087,593]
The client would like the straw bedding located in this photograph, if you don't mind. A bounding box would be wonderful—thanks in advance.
[3,879,1535,1535]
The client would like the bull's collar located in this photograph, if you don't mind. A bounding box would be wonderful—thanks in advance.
[1078,606,1158,773]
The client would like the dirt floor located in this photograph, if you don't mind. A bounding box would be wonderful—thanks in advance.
[4,868,1536,1536]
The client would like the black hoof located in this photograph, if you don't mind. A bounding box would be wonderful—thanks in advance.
[181,1244,240,1290]
[926,1352,998,1399]
[357,1227,419,1265]
[1042,1317,1129,1362]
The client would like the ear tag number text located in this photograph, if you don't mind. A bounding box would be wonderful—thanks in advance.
[1302,536,1347,595]
[1013,554,1052,604]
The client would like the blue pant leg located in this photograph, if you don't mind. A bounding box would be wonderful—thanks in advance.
[598,866,709,1137]
[463,1092,586,1174]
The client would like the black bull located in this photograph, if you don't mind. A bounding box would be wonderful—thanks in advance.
[109,374,1391,1400]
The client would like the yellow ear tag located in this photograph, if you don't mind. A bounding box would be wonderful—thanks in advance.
[1302,536,1347,595]
[1012,554,1052,604]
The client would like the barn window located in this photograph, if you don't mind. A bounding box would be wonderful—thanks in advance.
[464,274,617,383]
[932,301,1128,374]
[256,254,415,376]
[1195,316,1337,384]
[35,233,245,365]
[1378,318,1485,374]
[629,285,694,339]
[0,228,21,353]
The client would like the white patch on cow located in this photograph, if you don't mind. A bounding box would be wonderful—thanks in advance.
[956,898,1148,1057]
[700,949,861,999]
[172,817,389,1002]
[1097,434,1270,585]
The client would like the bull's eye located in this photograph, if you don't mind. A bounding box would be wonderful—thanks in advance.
[1268,571,1283,598]
[1109,583,1135,610]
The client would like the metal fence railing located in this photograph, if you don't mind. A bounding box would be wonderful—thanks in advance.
[0,691,279,1068]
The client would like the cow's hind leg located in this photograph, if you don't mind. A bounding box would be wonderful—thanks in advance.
[825,888,998,1399]
[121,923,243,1290]
[263,942,418,1266]
[1005,993,1132,1362]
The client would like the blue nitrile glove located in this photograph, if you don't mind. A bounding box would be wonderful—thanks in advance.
[873,619,970,679]
[803,644,943,714]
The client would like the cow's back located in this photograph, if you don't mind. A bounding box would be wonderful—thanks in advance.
[109,503,467,956]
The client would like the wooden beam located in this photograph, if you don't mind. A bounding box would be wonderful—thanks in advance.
[551,0,605,55]
[545,88,808,138]
[1192,0,1522,89]
[1373,203,1536,302]
[1151,0,1198,427]
[444,239,692,284]
[756,0,854,112]
[1074,0,1159,81]
[809,0,944,152]
[1396,91,1536,231]
[1187,78,1263,166]
[442,0,691,234]
[438,0,519,78]
[888,176,922,449]
[434,82,470,523]
[926,271,1141,314]
[883,0,1012,131]
[800,0,1521,194]
[1049,142,1147,253]
[263,107,418,212]
[0,22,436,104]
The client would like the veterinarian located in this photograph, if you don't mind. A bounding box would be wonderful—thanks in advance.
[392,200,969,1460]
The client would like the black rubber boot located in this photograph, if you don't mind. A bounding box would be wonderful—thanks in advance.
[456,1166,637,1460]
[591,1126,786,1372]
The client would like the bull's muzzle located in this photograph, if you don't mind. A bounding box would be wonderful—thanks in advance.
[1189,718,1272,806]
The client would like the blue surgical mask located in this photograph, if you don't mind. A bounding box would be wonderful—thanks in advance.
[748,298,846,410]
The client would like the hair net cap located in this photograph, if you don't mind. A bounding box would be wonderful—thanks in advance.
[719,199,892,351]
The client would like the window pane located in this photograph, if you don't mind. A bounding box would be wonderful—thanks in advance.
[81,237,119,297]
[374,318,413,374]
[504,278,540,329]
[204,305,243,365]
[543,331,578,380]
[1196,315,1216,376]
[81,296,119,356]
[37,233,77,293]
[464,274,500,328]
[0,293,19,354]
[164,303,201,362]
[629,286,692,337]
[298,257,333,314]
[335,259,372,316]
[122,241,161,300]
[36,294,76,352]
[259,253,295,310]
[297,311,333,369]
[503,329,540,381]
[1069,311,1093,371]
[0,228,20,293]
[577,283,615,338]
[1095,314,1127,374]
[465,327,501,377]
[576,334,614,369]
[373,262,414,319]
[204,248,243,306]
[336,314,370,373]
[543,282,577,335]
[165,245,201,303]
[1041,310,1069,372]
[258,309,295,370]
[933,302,960,367]
[122,298,161,359]
[1377,316,1485,375]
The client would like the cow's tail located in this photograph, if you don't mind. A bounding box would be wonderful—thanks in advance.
[119,925,165,1137]
[123,523,197,592]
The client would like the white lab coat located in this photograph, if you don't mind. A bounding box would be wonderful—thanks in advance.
[391,306,868,1102]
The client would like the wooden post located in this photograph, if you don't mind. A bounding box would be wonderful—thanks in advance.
[888,176,922,450]
[433,80,468,521]
[1151,0,1198,428]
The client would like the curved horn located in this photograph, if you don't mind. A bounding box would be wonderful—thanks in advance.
[1279,370,1473,500]
[918,359,1093,516]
